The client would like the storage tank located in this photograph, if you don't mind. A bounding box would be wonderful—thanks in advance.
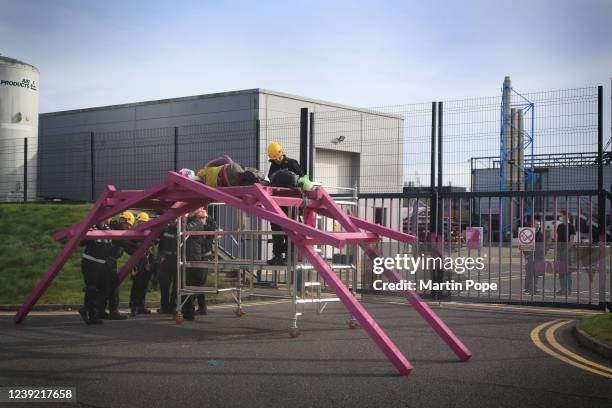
[0,56,39,201]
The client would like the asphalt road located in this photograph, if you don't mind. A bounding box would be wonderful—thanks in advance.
[0,300,610,408]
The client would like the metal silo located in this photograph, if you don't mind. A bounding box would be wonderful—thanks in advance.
[0,55,39,202]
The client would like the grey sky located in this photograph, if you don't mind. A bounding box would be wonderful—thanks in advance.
[1,0,611,114]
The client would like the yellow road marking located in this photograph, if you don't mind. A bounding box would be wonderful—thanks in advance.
[441,301,599,315]
[545,320,612,375]
[530,320,612,379]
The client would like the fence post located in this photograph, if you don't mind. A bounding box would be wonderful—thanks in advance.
[597,86,605,234]
[90,132,95,201]
[429,102,437,233]
[309,111,315,180]
[437,101,443,234]
[255,119,261,169]
[173,127,179,171]
[300,107,308,175]
[597,85,609,308]
[599,234,606,307]
[23,137,28,202]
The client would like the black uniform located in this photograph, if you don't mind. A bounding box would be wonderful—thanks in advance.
[267,156,304,259]
[79,223,114,323]
[129,244,155,315]
[268,157,304,181]
[181,216,217,318]
[99,221,136,319]
[157,224,178,313]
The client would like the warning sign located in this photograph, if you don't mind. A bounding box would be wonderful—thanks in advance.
[518,227,535,252]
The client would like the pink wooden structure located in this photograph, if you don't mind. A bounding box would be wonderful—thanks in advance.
[14,172,472,375]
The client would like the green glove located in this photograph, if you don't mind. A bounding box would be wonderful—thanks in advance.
[297,175,316,191]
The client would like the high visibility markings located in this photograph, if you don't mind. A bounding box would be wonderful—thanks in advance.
[530,319,612,378]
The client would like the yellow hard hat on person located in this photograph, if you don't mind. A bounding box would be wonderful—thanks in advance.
[267,142,283,161]
[120,211,135,226]
[137,212,150,223]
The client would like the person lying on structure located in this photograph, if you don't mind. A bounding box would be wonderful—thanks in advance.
[178,156,265,187]
[179,155,315,190]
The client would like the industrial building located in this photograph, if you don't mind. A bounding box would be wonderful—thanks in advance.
[470,152,610,240]
[37,88,404,201]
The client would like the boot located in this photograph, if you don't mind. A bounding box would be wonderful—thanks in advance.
[88,310,104,325]
[198,304,207,316]
[78,307,91,325]
[137,300,151,314]
[267,255,285,265]
[108,311,128,320]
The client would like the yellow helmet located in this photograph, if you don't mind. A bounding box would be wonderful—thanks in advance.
[267,142,283,161]
[137,212,150,223]
[120,211,135,226]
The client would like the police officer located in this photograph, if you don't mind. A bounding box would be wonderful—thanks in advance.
[181,207,217,319]
[197,209,217,315]
[101,211,135,320]
[266,142,304,265]
[157,219,178,314]
[78,218,114,325]
[129,212,156,317]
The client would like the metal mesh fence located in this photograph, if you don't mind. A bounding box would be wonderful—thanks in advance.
[38,132,90,201]
[368,86,601,192]
[178,120,257,171]
[0,137,34,202]
[259,116,301,177]
[0,85,606,202]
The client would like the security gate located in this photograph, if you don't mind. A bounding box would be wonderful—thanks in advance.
[356,190,611,309]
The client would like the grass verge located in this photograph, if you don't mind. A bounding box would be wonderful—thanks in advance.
[581,313,612,346]
[0,203,159,305]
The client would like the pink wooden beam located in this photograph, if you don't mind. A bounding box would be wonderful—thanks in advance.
[14,187,117,323]
[117,199,212,282]
[168,173,347,248]
[119,201,203,282]
[117,223,166,283]
[303,232,379,246]
[318,190,472,361]
[130,200,210,232]
[304,207,317,228]
[252,185,412,375]
[318,208,416,243]
[295,239,412,375]
[54,180,173,241]
[81,230,151,240]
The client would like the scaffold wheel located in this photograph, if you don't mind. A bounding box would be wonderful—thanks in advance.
[234,308,246,317]
[288,328,301,338]
[175,314,184,324]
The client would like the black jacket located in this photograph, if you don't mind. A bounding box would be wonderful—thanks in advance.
[107,220,137,269]
[268,157,304,178]
[158,224,178,257]
[187,216,217,262]
[82,223,114,261]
